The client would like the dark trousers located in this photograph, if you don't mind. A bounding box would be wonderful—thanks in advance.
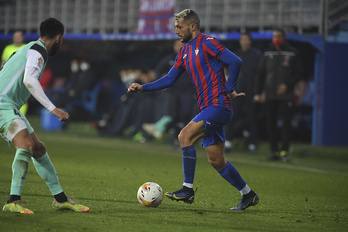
[266,99,293,152]
[225,96,259,145]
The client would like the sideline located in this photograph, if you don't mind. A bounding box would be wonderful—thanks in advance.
[231,157,348,176]
[41,133,348,177]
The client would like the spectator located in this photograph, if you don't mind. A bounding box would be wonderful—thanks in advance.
[254,28,303,162]
[55,58,97,120]
[97,68,157,140]
[1,30,25,66]
[225,32,261,154]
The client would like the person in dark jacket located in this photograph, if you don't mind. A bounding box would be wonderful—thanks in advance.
[254,28,302,162]
[225,32,261,154]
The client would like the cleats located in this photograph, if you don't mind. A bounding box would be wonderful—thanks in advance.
[2,200,34,214]
[231,191,259,210]
[165,186,196,204]
[52,197,89,212]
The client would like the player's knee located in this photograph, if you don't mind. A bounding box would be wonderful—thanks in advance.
[33,142,47,158]
[21,139,35,152]
[208,157,226,170]
[178,129,192,146]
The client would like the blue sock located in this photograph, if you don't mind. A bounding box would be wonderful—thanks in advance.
[32,152,63,195]
[10,149,32,196]
[182,145,196,187]
[218,161,246,191]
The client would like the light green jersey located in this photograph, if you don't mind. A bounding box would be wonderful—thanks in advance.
[0,40,47,110]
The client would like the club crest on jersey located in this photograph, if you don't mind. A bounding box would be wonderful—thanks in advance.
[37,57,44,68]
[195,47,199,56]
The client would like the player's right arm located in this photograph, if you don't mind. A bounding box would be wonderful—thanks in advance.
[127,83,143,93]
[128,66,184,93]
[23,45,69,121]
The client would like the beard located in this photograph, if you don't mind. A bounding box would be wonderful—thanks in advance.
[49,39,62,56]
[181,29,193,43]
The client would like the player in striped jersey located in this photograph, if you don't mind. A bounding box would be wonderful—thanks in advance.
[0,18,89,214]
[128,9,259,210]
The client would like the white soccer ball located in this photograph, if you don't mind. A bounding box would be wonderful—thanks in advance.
[137,182,163,207]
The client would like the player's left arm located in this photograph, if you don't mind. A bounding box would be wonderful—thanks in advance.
[203,37,244,98]
[220,48,243,94]
[23,49,69,121]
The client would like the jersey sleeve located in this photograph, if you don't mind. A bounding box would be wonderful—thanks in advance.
[202,36,226,60]
[142,66,184,92]
[220,49,243,93]
[23,45,55,111]
[26,44,47,74]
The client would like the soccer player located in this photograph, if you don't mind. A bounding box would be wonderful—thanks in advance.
[128,9,259,210]
[0,18,89,214]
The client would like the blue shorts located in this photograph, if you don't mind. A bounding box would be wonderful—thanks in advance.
[192,106,233,148]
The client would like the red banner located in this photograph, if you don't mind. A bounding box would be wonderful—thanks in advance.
[137,0,176,34]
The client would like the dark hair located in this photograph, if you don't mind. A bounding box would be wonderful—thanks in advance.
[174,9,200,30]
[240,32,253,41]
[273,28,286,37]
[40,18,64,38]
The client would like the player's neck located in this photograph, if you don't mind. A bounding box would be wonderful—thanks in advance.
[189,31,200,43]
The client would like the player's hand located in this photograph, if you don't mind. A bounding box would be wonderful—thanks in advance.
[277,84,287,95]
[127,83,143,93]
[51,108,70,121]
[228,91,245,100]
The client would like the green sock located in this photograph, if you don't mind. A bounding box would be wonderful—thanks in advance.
[155,116,173,133]
[10,148,32,196]
[32,152,63,195]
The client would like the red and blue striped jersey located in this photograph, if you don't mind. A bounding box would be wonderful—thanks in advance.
[174,33,231,111]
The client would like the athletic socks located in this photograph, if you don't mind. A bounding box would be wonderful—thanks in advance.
[8,195,21,203]
[32,152,64,196]
[218,161,247,192]
[182,145,196,188]
[10,150,67,203]
[54,191,68,203]
[10,148,32,196]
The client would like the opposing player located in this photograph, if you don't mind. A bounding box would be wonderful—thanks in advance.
[0,18,89,214]
[128,9,259,210]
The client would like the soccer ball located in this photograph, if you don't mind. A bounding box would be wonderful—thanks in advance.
[137,182,163,207]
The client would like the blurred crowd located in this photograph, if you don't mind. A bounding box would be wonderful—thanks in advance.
[0,31,314,152]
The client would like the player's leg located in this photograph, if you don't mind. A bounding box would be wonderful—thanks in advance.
[2,118,35,214]
[30,132,89,212]
[279,100,293,162]
[205,142,259,210]
[266,100,280,160]
[165,120,206,203]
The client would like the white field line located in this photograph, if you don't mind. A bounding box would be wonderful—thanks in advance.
[230,157,348,176]
[43,134,348,176]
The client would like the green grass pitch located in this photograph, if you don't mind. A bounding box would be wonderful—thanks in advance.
[0,116,347,232]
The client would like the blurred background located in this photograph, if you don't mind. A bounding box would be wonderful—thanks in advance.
[0,0,347,147]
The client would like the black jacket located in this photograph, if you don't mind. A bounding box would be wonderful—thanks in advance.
[234,47,261,102]
[255,42,302,100]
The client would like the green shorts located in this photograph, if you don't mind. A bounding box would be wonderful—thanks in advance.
[0,108,34,146]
